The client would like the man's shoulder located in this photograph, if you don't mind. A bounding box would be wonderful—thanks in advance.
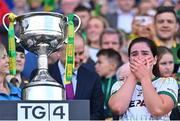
[80,63,96,73]
[79,63,100,78]
[48,61,59,70]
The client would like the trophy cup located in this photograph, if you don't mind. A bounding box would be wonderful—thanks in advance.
[3,12,81,100]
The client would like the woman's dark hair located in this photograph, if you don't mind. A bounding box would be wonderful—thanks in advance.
[16,44,25,54]
[153,46,174,77]
[128,37,157,57]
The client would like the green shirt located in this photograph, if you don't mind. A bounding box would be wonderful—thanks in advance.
[101,75,118,118]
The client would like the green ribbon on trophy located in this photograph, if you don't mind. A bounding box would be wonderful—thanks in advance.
[8,13,17,76]
[64,14,75,100]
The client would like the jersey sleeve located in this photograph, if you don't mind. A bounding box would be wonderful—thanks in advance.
[157,77,178,106]
[110,81,124,95]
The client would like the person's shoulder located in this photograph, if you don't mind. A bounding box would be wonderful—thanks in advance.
[165,77,178,84]
[48,60,59,69]
[80,63,95,73]
[8,82,21,97]
[79,63,100,78]
[8,83,21,91]
[111,81,124,95]
[157,77,176,82]
[154,77,178,86]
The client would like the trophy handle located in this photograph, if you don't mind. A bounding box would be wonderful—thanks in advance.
[2,13,20,43]
[73,14,81,33]
[64,14,81,44]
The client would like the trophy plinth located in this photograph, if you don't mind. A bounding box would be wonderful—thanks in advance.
[3,12,81,100]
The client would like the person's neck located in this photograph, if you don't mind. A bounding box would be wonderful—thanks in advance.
[105,71,116,79]
[0,74,9,94]
[15,72,21,78]
[0,78,4,88]
[15,73,22,83]
[0,74,6,84]
[157,38,175,48]
[89,41,100,49]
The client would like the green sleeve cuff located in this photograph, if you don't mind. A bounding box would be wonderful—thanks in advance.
[158,91,177,107]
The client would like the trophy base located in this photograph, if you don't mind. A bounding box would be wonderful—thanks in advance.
[22,81,65,100]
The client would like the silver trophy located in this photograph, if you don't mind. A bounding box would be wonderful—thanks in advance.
[3,12,81,100]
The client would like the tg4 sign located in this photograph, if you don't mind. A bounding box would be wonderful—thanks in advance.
[18,103,69,121]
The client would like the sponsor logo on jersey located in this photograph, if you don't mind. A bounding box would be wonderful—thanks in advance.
[129,100,145,107]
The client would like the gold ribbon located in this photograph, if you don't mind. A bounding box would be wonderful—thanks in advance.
[8,13,17,75]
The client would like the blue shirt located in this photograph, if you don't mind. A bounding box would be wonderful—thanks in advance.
[22,51,37,80]
[0,83,21,100]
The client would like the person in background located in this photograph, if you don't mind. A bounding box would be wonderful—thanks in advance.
[137,0,156,16]
[60,0,81,15]
[95,48,123,120]
[74,4,92,41]
[153,46,180,120]
[116,62,130,82]
[109,37,178,120]
[22,51,37,80]
[154,6,180,75]
[175,0,180,42]
[0,43,21,100]
[92,0,109,16]
[48,33,104,120]
[129,15,155,41]
[86,16,109,63]
[175,0,180,21]
[154,46,176,78]
[149,0,159,8]
[105,0,136,34]
[100,28,128,63]
[12,0,29,15]
[6,45,29,88]
[28,0,43,12]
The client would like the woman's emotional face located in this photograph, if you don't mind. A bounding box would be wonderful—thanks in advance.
[129,42,156,68]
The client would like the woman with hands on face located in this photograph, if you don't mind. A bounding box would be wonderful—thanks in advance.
[109,37,178,120]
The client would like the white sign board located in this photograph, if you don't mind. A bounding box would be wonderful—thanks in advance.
[17,103,69,121]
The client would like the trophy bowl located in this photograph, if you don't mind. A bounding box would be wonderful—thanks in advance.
[3,12,81,100]
[16,12,68,55]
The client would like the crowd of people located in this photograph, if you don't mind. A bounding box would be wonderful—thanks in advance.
[0,0,180,120]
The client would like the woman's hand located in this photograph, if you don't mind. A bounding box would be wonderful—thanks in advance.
[130,57,152,82]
